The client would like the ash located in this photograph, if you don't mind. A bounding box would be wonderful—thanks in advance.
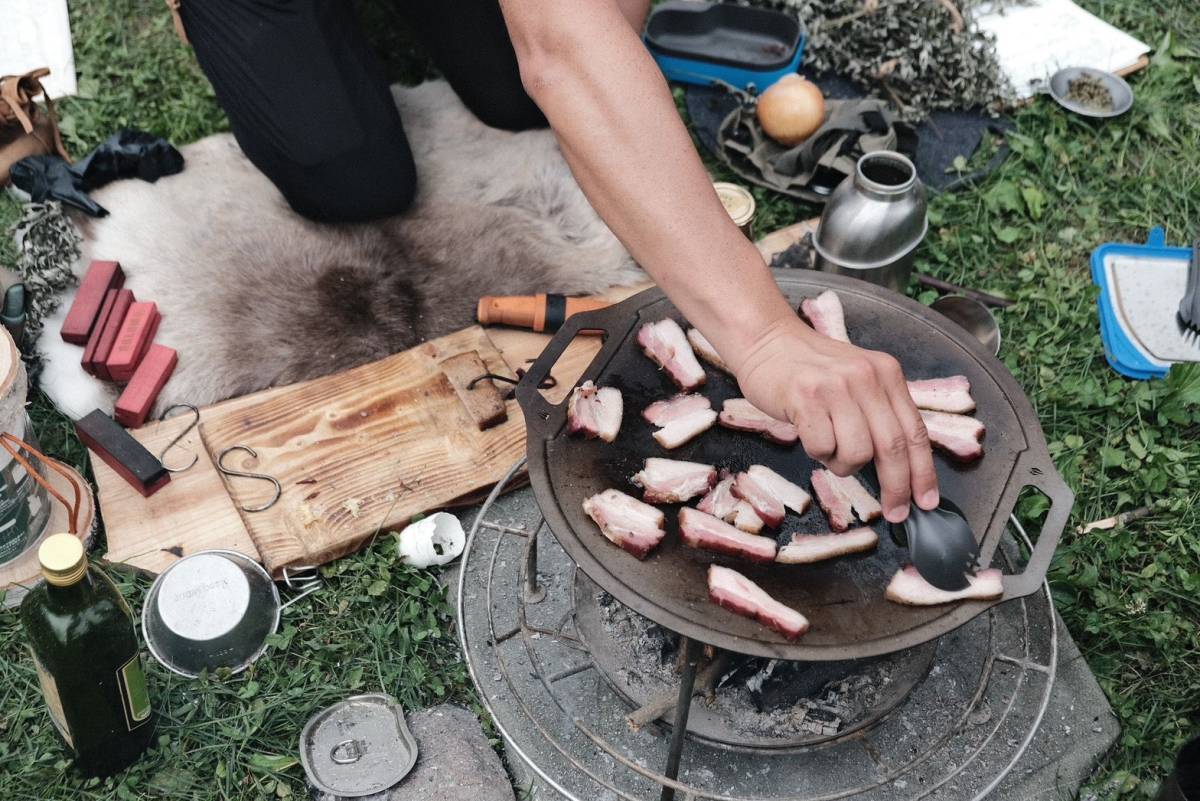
[596,591,896,739]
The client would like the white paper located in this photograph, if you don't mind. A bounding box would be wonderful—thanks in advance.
[0,0,77,98]
[972,0,1149,99]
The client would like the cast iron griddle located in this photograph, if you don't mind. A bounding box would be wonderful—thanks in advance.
[516,271,1071,661]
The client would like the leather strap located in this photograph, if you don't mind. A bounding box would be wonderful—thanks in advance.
[0,68,70,162]
[0,432,83,535]
[165,0,190,46]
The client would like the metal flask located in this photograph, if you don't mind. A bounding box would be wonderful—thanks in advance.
[813,151,928,293]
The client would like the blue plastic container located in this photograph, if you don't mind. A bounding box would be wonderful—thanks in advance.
[644,1,806,93]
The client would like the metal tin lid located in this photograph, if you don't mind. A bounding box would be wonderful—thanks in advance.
[38,533,86,586]
[299,693,418,798]
[713,181,756,228]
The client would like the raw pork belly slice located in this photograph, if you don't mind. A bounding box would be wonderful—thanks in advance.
[718,398,799,445]
[679,508,777,563]
[907,376,976,414]
[731,501,765,534]
[731,471,785,528]
[746,465,811,515]
[885,566,1003,606]
[775,528,879,564]
[582,489,666,559]
[642,394,717,450]
[707,565,809,640]
[697,472,738,519]
[686,328,730,373]
[567,381,623,442]
[637,318,706,390]
[810,469,881,532]
[799,290,850,343]
[631,458,716,504]
[920,410,986,462]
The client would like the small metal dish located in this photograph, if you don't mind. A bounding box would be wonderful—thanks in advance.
[142,550,280,677]
[299,693,418,798]
[1047,67,1133,118]
[931,295,1001,355]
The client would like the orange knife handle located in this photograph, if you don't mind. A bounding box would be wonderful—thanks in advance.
[477,294,610,332]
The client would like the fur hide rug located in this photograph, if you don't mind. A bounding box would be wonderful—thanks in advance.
[37,80,641,420]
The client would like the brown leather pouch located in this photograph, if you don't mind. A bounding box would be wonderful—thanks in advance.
[0,67,71,186]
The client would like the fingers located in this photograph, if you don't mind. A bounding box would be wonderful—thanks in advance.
[870,353,939,511]
[794,410,836,465]
[854,381,914,523]
[827,403,873,478]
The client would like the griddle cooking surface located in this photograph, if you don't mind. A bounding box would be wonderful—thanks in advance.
[517,271,1070,660]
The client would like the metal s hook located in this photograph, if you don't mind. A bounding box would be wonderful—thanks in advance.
[216,445,281,513]
[158,403,200,473]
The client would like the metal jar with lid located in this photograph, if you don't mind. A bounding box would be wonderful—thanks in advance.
[713,181,756,240]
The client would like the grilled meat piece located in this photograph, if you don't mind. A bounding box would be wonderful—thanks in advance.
[775,528,879,564]
[731,470,786,528]
[799,290,850,343]
[637,318,706,391]
[697,472,738,518]
[679,507,777,563]
[746,464,811,515]
[920,410,985,462]
[707,565,810,640]
[731,501,765,534]
[631,457,717,504]
[582,489,666,559]
[907,376,976,414]
[885,565,1003,605]
[717,398,799,445]
[810,469,882,532]
[567,381,623,442]
[686,328,730,373]
[642,393,716,450]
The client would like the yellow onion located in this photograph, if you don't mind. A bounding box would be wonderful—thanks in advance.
[756,75,826,146]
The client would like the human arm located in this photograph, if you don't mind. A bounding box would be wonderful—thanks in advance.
[498,0,938,520]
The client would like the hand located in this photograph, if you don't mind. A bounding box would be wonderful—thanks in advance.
[733,316,939,522]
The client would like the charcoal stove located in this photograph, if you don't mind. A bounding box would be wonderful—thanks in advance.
[456,274,1119,799]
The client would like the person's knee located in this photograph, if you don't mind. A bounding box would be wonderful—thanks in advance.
[274,142,418,224]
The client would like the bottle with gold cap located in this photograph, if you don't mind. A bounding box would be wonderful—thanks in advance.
[19,533,154,777]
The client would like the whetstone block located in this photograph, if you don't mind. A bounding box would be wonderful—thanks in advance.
[439,351,508,430]
[61,260,124,344]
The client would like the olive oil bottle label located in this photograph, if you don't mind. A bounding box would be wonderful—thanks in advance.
[117,655,151,730]
[31,652,73,747]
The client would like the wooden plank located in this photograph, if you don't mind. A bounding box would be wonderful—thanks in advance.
[96,412,257,575]
[438,351,507,430]
[199,326,524,576]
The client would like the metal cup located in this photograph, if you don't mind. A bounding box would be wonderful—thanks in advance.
[930,295,1002,356]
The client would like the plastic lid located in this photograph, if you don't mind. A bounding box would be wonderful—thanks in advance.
[713,182,756,227]
[39,533,86,586]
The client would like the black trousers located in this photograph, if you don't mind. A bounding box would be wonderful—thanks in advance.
[179,0,546,222]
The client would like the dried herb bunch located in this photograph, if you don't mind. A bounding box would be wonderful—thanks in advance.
[1064,74,1115,111]
[746,0,1024,119]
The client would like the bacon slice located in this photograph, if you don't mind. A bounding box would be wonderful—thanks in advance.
[731,501,765,534]
[920,410,985,462]
[775,528,879,564]
[679,508,777,563]
[631,458,716,504]
[697,472,738,518]
[731,471,785,528]
[810,469,881,531]
[718,398,799,445]
[799,290,850,343]
[707,565,809,640]
[642,394,716,450]
[637,318,706,391]
[885,565,1004,606]
[582,489,666,559]
[746,465,811,515]
[567,381,623,442]
[908,376,976,414]
[686,328,730,373]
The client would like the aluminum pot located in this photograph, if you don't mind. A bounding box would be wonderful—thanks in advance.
[813,151,927,293]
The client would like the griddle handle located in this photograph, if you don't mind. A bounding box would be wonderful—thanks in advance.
[1000,450,1074,598]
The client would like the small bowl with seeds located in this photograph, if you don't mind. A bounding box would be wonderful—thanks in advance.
[1047,67,1133,119]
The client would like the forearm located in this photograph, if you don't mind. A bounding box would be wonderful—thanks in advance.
[499,0,808,374]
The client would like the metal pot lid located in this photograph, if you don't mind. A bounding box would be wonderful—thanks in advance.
[515,270,1072,661]
[299,693,418,798]
[142,550,280,677]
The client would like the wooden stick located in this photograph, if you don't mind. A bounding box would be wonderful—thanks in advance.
[627,651,732,732]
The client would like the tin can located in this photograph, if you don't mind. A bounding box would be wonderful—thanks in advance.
[300,694,418,799]
[713,181,756,240]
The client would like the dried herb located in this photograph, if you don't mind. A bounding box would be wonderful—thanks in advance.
[1064,74,1114,111]
[744,0,1027,120]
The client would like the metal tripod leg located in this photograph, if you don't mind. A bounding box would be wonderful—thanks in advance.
[523,524,546,603]
[660,637,702,801]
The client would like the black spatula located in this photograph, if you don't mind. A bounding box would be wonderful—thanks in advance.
[1178,238,1200,341]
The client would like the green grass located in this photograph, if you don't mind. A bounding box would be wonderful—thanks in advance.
[1,0,1199,798]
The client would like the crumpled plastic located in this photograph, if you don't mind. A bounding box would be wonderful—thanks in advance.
[10,129,184,217]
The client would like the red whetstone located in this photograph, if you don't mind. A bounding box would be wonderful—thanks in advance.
[91,288,135,382]
[61,260,124,344]
[114,345,178,428]
[80,289,119,375]
[106,302,159,383]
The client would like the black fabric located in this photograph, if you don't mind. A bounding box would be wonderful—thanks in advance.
[180,0,544,223]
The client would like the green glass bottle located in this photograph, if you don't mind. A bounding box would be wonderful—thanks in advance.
[20,533,155,777]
